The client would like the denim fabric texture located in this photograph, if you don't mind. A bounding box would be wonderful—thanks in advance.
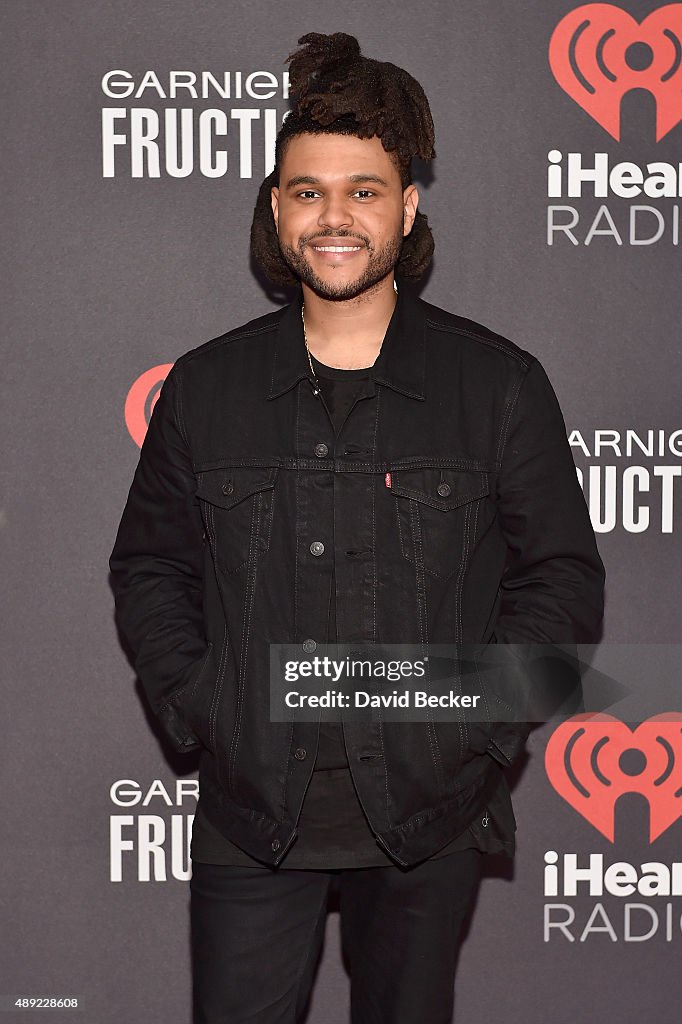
[109,282,605,868]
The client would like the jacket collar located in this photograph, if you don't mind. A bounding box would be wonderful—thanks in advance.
[268,281,426,402]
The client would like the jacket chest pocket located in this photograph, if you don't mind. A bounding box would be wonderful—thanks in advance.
[196,466,278,574]
[390,467,490,580]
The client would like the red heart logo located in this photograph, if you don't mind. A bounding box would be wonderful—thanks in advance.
[549,4,682,141]
[545,712,682,842]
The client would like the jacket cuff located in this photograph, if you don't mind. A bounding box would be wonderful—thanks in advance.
[156,701,202,753]
[486,721,532,768]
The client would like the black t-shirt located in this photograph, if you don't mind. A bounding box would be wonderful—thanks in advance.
[190,351,482,867]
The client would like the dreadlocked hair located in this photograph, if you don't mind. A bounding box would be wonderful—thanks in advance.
[250,32,436,287]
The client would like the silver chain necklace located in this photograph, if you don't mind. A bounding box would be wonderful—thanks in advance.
[301,304,321,396]
[301,279,398,397]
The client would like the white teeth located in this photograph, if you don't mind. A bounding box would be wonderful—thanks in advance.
[313,245,362,252]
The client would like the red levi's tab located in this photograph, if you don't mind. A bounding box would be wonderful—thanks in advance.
[385,472,392,488]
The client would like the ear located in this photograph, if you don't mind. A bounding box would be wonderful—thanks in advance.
[271,186,279,231]
[402,184,419,237]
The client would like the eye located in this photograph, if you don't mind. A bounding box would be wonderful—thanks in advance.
[295,189,377,200]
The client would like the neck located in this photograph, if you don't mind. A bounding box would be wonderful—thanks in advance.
[301,276,397,370]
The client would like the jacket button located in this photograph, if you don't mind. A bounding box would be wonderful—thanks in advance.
[436,482,451,497]
[310,541,325,556]
[314,443,329,457]
[271,839,281,851]
[294,748,307,760]
[222,480,234,495]
[303,639,316,652]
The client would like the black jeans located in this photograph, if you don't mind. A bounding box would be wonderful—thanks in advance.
[190,848,482,1024]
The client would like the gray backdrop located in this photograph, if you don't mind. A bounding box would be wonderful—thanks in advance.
[3,1,681,1021]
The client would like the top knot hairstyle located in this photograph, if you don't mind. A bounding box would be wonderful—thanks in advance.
[250,32,436,286]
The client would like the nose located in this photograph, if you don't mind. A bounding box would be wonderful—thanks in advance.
[317,193,354,231]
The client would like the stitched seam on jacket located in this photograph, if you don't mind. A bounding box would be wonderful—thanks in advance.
[409,497,444,795]
[452,502,475,756]
[176,321,282,367]
[209,625,228,750]
[193,457,497,473]
[496,360,532,467]
[228,492,261,793]
[424,318,533,368]
[173,366,190,450]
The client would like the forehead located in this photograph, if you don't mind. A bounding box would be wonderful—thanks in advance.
[280,132,401,185]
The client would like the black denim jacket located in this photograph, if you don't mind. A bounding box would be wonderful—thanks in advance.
[109,282,605,868]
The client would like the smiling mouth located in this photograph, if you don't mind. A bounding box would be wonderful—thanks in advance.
[311,245,363,252]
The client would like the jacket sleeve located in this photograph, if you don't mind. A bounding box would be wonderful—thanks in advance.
[484,356,605,766]
[108,362,207,753]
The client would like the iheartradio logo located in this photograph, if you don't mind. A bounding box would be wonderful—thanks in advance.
[124,364,173,448]
[546,713,682,843]
[549,4,682,141]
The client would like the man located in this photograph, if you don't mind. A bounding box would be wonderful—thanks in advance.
[109,31,605,1024]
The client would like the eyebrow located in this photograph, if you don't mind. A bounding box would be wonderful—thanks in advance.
[284,173,390,190]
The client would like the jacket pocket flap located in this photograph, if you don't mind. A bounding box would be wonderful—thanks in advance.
[390,468,489,510]
[196,466,278,510]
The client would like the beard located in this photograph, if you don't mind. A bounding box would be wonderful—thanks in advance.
[277,226,404,301]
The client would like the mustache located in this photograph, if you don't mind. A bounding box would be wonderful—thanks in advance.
[302,234,369,247]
